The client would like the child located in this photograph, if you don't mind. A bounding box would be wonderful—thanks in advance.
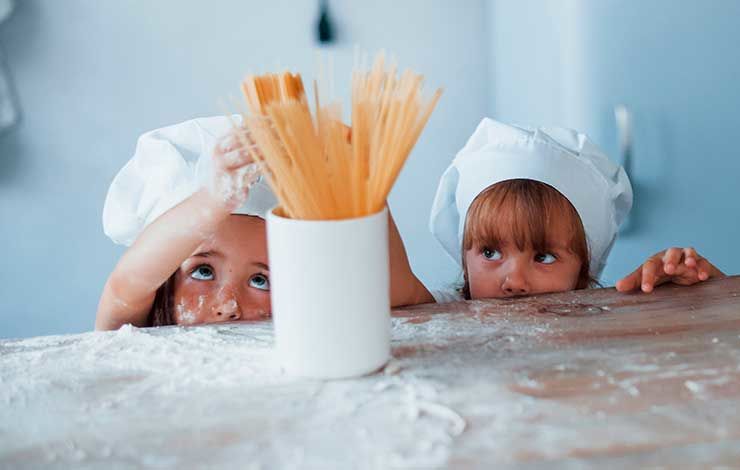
[397,118,724,304]
[96,116,278,330]
[96,116,424,329]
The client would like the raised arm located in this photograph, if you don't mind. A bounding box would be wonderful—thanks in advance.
[96,131,255,329]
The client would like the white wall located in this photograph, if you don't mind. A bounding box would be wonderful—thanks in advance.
[0,0,489,338]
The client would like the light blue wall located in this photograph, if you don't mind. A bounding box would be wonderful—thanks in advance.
[4,1,738,339]
[488,0,740,285]
[0,0,488,339]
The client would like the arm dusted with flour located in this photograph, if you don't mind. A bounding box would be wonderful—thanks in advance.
[96,131,256,330]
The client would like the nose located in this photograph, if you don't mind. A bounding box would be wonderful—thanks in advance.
[501,262,530,297]
[211,293,242,323]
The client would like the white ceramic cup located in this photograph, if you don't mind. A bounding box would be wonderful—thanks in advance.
[267,207,391,379]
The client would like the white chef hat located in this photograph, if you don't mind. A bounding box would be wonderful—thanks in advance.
[103,115,278,246]
[429,118,632,277]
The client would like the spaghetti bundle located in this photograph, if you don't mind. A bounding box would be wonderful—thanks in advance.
[239,53,442,220]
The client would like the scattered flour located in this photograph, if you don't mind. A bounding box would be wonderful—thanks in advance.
[2,306,739,468]
[684,380,704,394]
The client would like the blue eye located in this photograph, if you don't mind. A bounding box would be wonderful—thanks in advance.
[482,248,502,261]
[190,264,215,280]
[535,253,557,264]
[249,274,270,291]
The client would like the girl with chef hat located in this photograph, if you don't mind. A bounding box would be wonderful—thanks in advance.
[95,116,427,329]
[404,118,725,304]
[95,116,279,330]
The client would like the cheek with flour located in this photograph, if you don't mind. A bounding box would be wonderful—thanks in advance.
[175,295,207,325]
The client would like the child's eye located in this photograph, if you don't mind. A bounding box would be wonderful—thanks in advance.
[482,248,502,261]
[190,264,215,280]
[535,253,557,264]
[249,274,270,291]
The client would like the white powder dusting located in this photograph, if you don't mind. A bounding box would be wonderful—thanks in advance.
[112,297,130,309]
[414,400,467,436]
[2,304,739,467]
[215,162,260,206]
[684,380,704,394]
[383,359,402,375]
[175,299,197,325]
[0,320,473,468]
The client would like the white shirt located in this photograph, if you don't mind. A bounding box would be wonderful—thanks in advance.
[430,288,464,304]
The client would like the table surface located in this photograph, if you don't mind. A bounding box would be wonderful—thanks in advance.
[2,277,740,469]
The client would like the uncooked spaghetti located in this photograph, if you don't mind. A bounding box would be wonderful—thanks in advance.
[238,53,442,220]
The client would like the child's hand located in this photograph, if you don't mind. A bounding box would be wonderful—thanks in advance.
[616,247,725,293]
[208,127,261,212]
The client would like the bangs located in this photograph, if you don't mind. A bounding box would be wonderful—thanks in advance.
[463,179,584,255]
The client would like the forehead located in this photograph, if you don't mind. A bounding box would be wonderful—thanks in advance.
[465,181,582,252]
[486,213,574,251]
[193,215,267,261]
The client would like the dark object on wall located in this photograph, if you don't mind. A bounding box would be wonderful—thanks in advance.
[316,0,335,45]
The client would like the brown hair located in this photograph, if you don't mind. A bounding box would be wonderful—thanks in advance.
[148,274,176,327]
[460,179,595,299]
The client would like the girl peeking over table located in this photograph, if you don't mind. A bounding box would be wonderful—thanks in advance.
[393,118,725,304]
[96,117,416,330]
[96,116,278,330]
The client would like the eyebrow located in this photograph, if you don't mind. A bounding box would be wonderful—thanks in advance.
[251,262,269,271]
[191,250,223,258]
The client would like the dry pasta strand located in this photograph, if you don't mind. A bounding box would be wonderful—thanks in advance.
[239,53,441,220]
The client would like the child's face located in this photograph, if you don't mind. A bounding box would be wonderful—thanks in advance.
[464,220,582,299]
[172,215,271,325]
